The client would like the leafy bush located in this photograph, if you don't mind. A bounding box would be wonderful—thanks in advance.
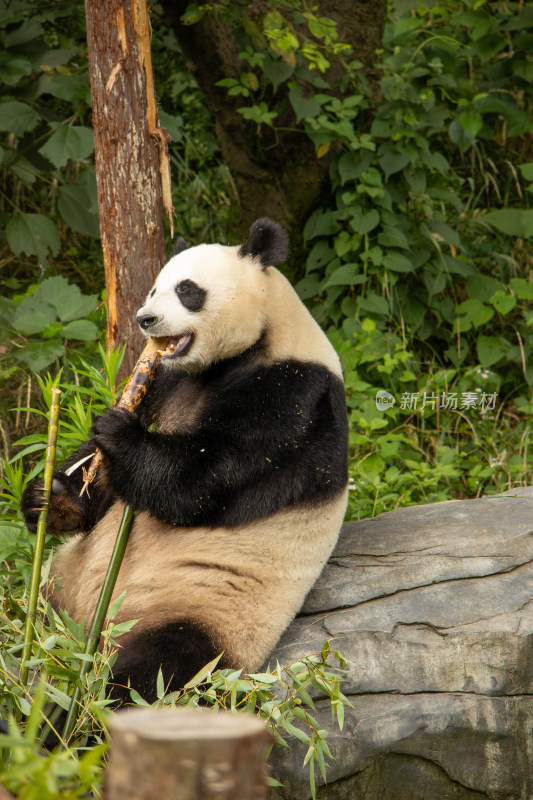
[0,1,98,269]
[202,0,533,507]
[0,276,102,378]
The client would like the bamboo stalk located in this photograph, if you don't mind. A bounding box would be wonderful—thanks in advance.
[80,337,171,495]
[63,336,171,744]
[21,388,61,687]
[61,504,134,744]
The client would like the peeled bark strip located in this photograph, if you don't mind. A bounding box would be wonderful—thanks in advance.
[106,708,271,800]
[85,0,171,379]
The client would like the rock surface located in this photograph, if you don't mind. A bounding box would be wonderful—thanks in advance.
[268,489,533,800]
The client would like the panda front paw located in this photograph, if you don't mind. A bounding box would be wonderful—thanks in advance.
[21,474,84,535]
[93,407,141,462]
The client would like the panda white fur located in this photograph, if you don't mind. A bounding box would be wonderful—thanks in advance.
[22,218,349,704]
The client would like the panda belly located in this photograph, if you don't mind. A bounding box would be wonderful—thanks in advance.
[50,489,347,673]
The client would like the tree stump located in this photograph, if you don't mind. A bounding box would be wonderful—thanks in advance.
[105,708,271,800]
[268,489,533,800]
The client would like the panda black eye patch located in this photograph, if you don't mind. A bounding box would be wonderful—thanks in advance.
[176,280,207,312]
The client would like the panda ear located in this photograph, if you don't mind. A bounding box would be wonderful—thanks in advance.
[238,218,288,269]
[170,236,187,258]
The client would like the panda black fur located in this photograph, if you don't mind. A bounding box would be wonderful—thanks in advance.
[22,218,349,704]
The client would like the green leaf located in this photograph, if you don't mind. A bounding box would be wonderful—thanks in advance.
[477,335,509,368]
[247,672,279,684]
[484,209,533,238]
[58,180,100,237]
[180,4,206,24]
[323,265,366,288]
[156,668,165,699]
[509,278,533,300]
[303,209,339,240]
[378,227,410,249]
[107,590,127,620]
[0,101,39,135]
[424,264,446,296]
[518,163,533,182]
[14,340,64,371]
[110,619,140,636]
[349,209,380,235]
[449,119,473,152]
[4,18,43,47]
[262,56,293,91]
[490,291,516,316]
[383,251,414,272]
[306,240,335,272]
[283,719,311,744]
[458,111,483,139]
[357,293,389,316]
[6,213,60,262]
[39,123,94,169]
[295,273,321,300]
[378,145,410,181]
[33,277,98,322]
[183,653,223,689]
[289,84,321,123]
[455,299,494,332]
[158,110,183,142]
[0,54,32,86]
[466,275,503,304]
[504,7,533,30]
[42,634,58,651]
[12,296,56,335]
[0,297,16,332]
[61,320,99,341]
[41,72,90,103]
[129,688,150,706]
[429,221,461,249]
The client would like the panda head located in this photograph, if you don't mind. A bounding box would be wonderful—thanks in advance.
[137,218,289,370]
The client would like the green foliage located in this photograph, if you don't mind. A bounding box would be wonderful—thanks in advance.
[202,0,533,506]
[157,641,352,798]
[150,9,231,243]
[334,319,532,520]
[0,276,103,376]
[0,0,99,269]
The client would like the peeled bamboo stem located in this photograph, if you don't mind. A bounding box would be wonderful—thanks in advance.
[21,388,61,687]
[80,337,170,495]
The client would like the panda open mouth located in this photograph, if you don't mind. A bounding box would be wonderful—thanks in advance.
[159,333,194,358]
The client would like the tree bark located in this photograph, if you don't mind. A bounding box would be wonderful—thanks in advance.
[105,708,271,800]
[85,0,172,379]
[159,0,386,256]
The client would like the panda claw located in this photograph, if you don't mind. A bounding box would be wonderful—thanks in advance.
[51,478,65,495]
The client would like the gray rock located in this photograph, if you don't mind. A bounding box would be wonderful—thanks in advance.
[268,489,533,799]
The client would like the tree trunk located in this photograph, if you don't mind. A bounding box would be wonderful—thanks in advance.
[85,0,172,379]
[159,0,386,259]
[105,708,271,800]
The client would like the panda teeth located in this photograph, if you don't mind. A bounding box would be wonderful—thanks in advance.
[163,333,193,357]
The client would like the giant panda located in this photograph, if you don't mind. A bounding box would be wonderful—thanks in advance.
[22,218,349,704]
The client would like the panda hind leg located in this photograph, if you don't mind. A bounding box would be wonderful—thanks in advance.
[109,621,222,706]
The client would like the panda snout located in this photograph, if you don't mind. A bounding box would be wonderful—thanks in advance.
[137,312,160,331]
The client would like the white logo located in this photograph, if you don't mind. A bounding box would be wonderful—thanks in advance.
[375,390,395,411]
